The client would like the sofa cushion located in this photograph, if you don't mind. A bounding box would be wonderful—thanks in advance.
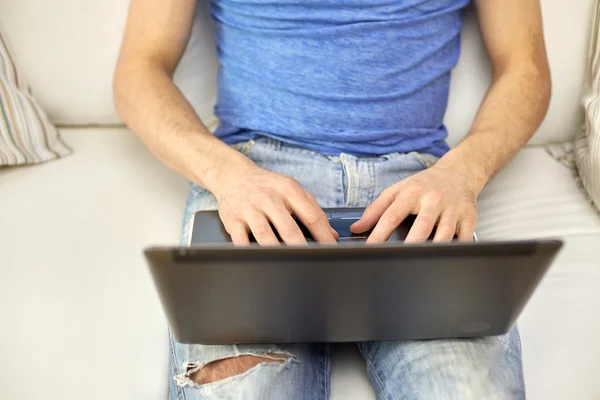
[0,32,71,166]
[0,128,186,399]
[477,147,600,240]
[1,128,599,400]
[517,234,600,400]
[0,0,595,147]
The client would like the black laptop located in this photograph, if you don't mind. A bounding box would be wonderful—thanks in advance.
[144,208,562,344]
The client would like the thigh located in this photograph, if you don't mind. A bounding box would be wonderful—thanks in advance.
[169,336,331,400]
[358,326,525,400]
[171,170,333,400]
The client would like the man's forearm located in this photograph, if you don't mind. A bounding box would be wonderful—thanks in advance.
[113,60,251,193]
[436,63,551,195]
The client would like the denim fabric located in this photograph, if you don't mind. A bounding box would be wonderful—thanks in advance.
[169,137,525,400]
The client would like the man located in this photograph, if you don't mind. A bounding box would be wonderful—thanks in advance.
[114,0,550,398]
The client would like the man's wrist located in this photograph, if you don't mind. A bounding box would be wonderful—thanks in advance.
[434,144,492,196]
[190,138,254,197]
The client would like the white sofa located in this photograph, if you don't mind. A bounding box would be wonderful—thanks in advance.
[1,1,599,399]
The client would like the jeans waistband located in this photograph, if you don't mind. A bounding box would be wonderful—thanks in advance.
[246,135,439,166]
[251,136,283,150]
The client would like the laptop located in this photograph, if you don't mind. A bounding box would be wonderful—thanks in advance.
[144,208,562,344]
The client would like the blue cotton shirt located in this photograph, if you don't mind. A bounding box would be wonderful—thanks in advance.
[211,0,470,157]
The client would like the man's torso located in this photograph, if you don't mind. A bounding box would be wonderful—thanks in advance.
[212,0,470,157]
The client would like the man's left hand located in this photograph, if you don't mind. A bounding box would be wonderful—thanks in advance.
[351,164,480,243]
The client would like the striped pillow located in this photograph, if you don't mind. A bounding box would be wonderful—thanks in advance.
[0,32,71,166]
[576,0,600,211]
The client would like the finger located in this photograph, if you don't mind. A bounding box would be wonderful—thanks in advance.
[366,199,414,244]
[330,226,339,240]
[432,211,459,243]
[351,189,395,233]
[303,191,339,240]
[404,207,441,244]
[228,221,251,246]
[287,192,336,243]
[246,211,280,246]
[303,190,321,208]
[264,202,307,245]
[457,217,476,242]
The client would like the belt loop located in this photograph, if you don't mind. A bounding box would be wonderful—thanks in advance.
[266,137,282,151]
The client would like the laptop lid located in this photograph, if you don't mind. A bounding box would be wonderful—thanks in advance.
[144,239,562,344]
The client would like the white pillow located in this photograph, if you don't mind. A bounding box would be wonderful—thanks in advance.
[0,31,71,166]
[576,1,600,210]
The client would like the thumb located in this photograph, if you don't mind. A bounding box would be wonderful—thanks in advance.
[351,190,395,233]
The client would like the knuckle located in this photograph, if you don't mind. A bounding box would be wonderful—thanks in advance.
[437,225,456,238]
[462,199,478,214]
[304,191,318,203]
[471,208,479,221]
[369,234,386,243]
[280,176,299,190]
[416,214,435,228]
[459,220,476,233]
[425,190,444,207]
[220,214,240,230]
[278,223,300,238]
[463,210,478,225]
[304,210,326,226]
[261,188,280,202]
[222,220,236,233]
[403,180,426,195]
[444,206,458,218]
[381,186,395,198]
[382,211,402,226]
[414,223,431,235]
[252,223,272,238]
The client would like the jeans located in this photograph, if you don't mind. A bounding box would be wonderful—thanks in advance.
[169,137,525,400]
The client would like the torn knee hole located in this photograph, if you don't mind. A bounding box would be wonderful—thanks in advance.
[190,353,291,385]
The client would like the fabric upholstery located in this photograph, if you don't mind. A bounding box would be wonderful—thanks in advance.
[576,0,600,210]
[478,147,600,240]
[0,32,70,166]
[0,128,599,400]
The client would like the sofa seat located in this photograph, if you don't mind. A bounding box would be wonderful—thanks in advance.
[0,128,599,400]
[477,150,600,240]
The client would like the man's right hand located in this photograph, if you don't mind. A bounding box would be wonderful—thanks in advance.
[113,1,336,246]
[212,160,338,246]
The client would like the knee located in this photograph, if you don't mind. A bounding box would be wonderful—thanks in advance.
[189,353,290,385]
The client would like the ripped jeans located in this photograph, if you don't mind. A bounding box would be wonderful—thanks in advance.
[169,137,525,400]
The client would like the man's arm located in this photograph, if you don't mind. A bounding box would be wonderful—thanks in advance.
[435,0,552,194]
[113,0,249,192]
[114,0,336,245]
[353,0,551,243]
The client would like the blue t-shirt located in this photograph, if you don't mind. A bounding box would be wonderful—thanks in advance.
[212,0,470,157]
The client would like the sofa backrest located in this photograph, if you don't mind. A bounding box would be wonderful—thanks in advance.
[0,0,593,146]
